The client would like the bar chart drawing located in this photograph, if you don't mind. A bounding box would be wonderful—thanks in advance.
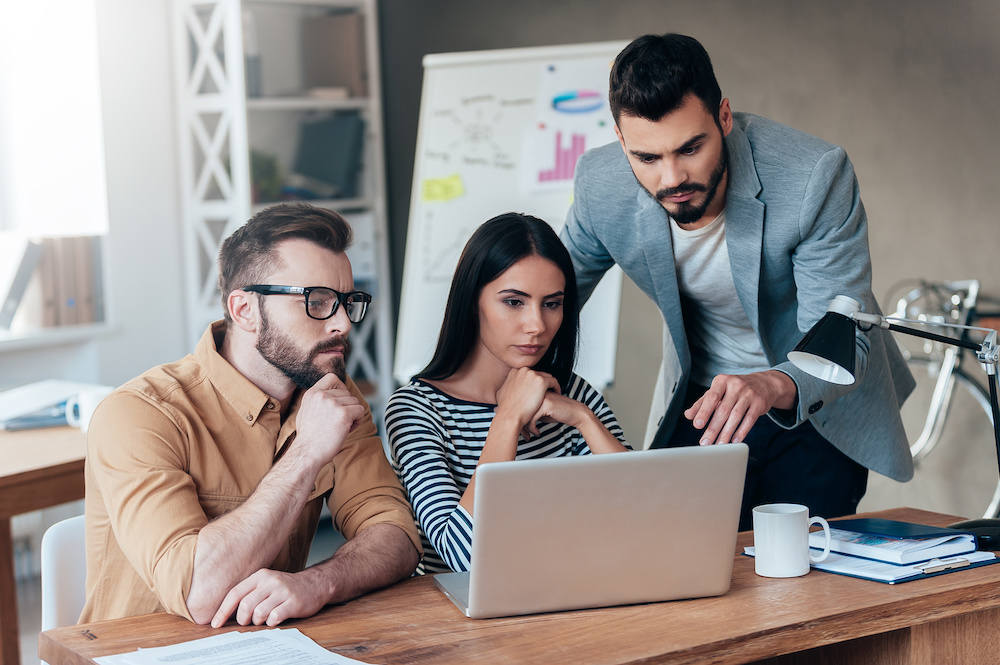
[538,131,586,182]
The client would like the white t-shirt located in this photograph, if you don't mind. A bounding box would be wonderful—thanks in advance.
[669,210,770,386]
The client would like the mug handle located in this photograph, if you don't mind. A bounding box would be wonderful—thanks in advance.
[808,516,832,563]
[809,516,833,563]
[65,395,81,428]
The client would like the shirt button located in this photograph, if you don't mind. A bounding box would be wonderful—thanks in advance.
[246,414,253,421]
[266,401,275,410]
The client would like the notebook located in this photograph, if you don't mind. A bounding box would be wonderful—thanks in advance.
[434,443,749,618]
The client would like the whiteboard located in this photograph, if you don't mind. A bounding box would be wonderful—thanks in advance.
[394,42,627,390]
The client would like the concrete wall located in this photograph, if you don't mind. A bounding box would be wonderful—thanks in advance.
[378,0,1000,447]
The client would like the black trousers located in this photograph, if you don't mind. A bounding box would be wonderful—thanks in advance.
[658,382,869,531]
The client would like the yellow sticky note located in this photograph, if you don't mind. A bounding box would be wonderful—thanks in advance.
[422,174,464,202]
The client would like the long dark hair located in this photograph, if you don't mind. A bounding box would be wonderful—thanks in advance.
[417,212,579,390]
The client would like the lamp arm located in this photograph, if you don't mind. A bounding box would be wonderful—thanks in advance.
[849,312,994,356]
[884,322,984,353]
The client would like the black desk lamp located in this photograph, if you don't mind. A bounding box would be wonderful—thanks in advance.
[788,296,1000,550]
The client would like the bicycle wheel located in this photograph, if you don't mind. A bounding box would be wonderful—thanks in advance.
[859,356,999,519]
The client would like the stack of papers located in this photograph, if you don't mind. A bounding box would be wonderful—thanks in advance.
[806,549,996,583]
[94,629,370,665]
[810,518,977,564]
[745,518,999,584]
[743,546,996,583]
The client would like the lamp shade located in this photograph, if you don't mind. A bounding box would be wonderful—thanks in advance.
[787,311,857,385]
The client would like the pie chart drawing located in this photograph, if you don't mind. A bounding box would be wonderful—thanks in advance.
[552,90,603,113]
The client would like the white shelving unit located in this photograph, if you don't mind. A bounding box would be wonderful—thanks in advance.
[171,0,395,418]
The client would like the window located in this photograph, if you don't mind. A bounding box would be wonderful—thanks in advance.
[0,0,108,236]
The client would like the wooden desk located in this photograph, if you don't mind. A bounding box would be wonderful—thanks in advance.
[1,426,87,665]
[39,507,1000,665]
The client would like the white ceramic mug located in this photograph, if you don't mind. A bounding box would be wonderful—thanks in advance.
[752,503,832,578]
[65,386,114,433]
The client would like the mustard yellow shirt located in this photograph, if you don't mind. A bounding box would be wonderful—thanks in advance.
[81,322,420,622]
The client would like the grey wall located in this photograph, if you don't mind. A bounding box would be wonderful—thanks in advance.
[378,0,1000,445]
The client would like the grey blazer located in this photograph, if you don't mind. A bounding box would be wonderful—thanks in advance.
[561,112,915,481]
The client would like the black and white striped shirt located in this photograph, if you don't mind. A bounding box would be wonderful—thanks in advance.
[385,373,628,574]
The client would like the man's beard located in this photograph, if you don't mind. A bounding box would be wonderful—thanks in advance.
[654,140,728,225]
[257,303,351,388]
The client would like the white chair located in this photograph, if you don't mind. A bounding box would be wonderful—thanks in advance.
[40,514,87,632]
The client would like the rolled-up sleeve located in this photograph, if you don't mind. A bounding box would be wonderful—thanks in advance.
[87,390,204,620]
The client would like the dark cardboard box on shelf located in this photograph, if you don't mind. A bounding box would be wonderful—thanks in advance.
[302,13,367,98]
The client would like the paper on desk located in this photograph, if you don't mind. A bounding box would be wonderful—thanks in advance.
[744,546,996,583]
[93,628,371,665]
[807,549,995,582]
[0,379,112,424]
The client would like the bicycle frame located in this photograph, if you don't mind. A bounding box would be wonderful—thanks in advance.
[888,279,1000,518]
[891,280,980,462]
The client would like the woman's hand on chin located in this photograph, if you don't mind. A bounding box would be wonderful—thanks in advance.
[495,367,560,438]
[531,390,588,432]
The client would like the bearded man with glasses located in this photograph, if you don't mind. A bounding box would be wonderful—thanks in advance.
[81,202,421,627]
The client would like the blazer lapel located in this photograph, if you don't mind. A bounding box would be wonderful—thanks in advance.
[723,125,765,332]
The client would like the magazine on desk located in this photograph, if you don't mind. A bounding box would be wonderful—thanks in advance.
[807,518,977,565]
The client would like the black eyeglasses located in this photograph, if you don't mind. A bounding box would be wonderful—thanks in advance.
[242,285,372,323]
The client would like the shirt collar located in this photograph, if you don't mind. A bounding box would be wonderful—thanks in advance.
[196,320,281,427]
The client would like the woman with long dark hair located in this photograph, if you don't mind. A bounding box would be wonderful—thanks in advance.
[385,212,629,574]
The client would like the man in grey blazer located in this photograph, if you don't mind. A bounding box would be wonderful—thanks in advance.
[560,33,914,529]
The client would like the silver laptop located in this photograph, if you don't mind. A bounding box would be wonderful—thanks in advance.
[434,444,749,618]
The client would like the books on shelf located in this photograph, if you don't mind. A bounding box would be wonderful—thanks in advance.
[20,236,104,330]
[0,233,43,329]
[808,518,977,565]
